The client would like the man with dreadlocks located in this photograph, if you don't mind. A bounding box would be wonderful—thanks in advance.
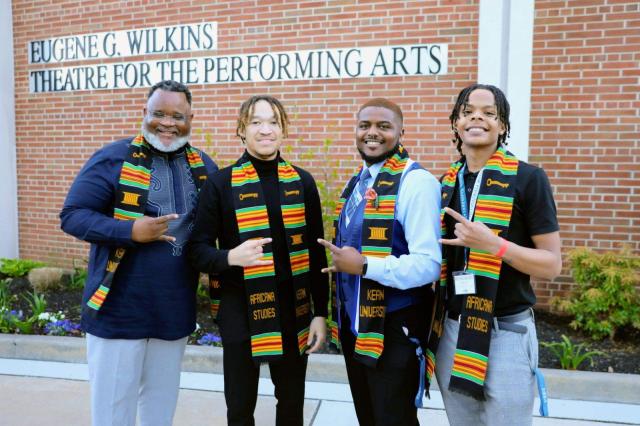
[60,80,217,426]
[426,83,561,426]
[318,98,441,425]
[187,95,328,426]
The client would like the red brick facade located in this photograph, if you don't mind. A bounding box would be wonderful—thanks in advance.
[10,1,639,308]
[529,0,640,305]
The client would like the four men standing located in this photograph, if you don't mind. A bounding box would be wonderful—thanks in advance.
[61,81,560,425]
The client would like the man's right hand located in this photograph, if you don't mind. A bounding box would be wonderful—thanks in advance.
[131,214,179,243]
[228,238,273,267]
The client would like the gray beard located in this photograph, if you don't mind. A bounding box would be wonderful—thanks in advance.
[142,127,189,153]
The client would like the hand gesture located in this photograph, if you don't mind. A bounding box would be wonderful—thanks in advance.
[131,214,179,243]
[440,207,502,253]
[306,316,327,354]
[228,238,273,267]
[317,239,365,275]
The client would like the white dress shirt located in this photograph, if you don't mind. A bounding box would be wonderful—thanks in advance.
[356,158,442,289]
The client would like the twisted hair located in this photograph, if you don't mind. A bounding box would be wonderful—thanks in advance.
[148,80,192,105]
[449,83,510,155]
[236,95,290,140]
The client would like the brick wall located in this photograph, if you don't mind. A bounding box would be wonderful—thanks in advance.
[530,0,640,306]
[12,0,478,261]
[11,0,639,308]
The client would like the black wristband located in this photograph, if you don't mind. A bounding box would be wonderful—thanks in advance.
[361,257,368,276]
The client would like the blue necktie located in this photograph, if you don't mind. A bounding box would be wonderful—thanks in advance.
[345,169,371,225]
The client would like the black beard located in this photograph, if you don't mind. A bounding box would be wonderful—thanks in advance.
[357,142,400,165]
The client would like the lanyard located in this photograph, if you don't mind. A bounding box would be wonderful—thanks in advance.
[457,164,484,268]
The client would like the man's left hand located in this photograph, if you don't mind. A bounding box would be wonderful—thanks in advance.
[440,207,502,254]
[306,316,327,354]
[317,238,365,275]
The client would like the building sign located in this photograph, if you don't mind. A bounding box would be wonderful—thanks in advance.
[28,24,447,93]
[29,22,218,64]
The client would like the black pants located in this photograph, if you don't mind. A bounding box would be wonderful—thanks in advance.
[341,305,427,426]
[222,332,308,426]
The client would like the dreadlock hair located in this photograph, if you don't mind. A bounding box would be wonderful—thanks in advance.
[148,80,192,105]
[236,95,290,140]
[449,83,511,155]
[358,98,403,124]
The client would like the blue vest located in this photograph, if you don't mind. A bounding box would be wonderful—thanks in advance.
[337,163,425,335]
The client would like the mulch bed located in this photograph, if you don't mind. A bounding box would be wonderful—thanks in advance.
[535,309,640,374]
[6,278,639,374]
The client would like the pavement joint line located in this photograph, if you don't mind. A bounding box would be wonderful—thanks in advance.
[309,398,322,425]
[1,357,639,424]
[1,334,640,424]
[2,334,639,401]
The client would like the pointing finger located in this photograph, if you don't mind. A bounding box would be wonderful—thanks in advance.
[443,207,470,224]
[155,214,180,224]
[321,265,337,274]
[251,237,272,247]
[317,238,339,253]
[158,234,176,243]
[439,237,464,247]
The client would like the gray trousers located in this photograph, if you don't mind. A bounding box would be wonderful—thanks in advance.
[435,313,538,426]
[86,334,188,426]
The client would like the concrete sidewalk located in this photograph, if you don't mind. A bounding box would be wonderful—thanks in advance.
[0,335,639,425]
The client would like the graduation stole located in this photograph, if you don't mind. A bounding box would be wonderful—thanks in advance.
[86,134,208,314]
[425,146,518,400]
[330,144,409,367]
[228,152,312,362]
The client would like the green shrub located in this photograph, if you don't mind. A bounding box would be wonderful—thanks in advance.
[0,258,45,278]
[541,334,604,370]
[67,259,88,291]
[0,278,12,310]
[23,290,47,318]
[292,138,342,243]
[196,279,210,301]
[69,267,88,291]
[556,247,640,340]
[0,287,48,335]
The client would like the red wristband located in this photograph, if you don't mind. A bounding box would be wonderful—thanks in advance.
[495,238,509,258]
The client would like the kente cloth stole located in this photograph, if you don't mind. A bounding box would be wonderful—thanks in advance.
[86,134,208,314]
[330,145,410,367]
[226,153,312,362]
[425,146,518,400]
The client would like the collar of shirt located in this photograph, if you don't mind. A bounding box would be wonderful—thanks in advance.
[462,166,480,190]
[360,161,384,188]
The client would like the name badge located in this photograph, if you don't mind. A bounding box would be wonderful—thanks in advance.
[453,271,476,295]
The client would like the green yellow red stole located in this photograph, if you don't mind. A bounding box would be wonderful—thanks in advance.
[425,146,518,400]
[330,145,409,367]
[86,134,208,314]
[227,152,312,362]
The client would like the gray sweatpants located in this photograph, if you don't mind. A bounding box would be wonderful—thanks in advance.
[435,313,538,426]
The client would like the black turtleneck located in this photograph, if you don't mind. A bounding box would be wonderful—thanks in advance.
[248,155,293,281]
[187,151,329,342]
